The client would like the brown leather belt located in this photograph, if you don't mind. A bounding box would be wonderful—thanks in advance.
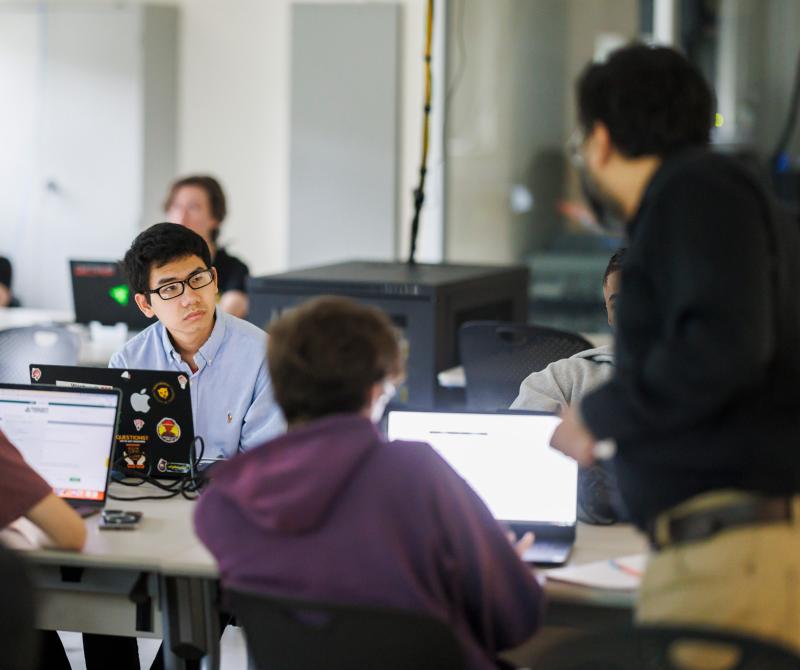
[648,496,794,551]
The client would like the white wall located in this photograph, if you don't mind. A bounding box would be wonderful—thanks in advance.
[171,0,432,275]
[2,0,434,280]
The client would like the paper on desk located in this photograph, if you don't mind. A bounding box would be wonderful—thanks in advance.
[546,553,647,591]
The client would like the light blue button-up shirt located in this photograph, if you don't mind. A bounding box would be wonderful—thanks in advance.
[109,308,285,460]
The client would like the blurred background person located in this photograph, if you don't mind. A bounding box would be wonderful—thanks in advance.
[164,175,250,318]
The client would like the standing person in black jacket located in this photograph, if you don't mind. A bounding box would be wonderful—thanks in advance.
[550,43,800,650]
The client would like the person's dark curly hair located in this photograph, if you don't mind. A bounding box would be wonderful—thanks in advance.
[122,222,212,303]
[577,44,715,158]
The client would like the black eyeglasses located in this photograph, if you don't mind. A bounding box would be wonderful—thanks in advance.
[146,268,214,301]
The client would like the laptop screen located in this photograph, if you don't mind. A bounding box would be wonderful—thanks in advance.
[387,410,578,526]
[0,385,120,503]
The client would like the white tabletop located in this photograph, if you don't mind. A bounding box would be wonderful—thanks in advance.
[0,307,133,367]
[17,483,216,576]
[542,523,648,608]
[0,307,73,330]
[15,485,646,608]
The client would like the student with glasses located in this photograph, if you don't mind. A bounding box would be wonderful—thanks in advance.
[110,222,284,462]
[82,222,284,670]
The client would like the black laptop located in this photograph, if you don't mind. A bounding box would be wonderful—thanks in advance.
[31,365,195,479]
[386,409,578,566]
[0,383,121,517]
[70,259,153,330]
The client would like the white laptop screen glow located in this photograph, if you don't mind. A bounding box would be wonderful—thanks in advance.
[387,411,577,525]
[0,386,118,502]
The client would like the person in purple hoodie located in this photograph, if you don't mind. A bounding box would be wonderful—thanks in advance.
[194,296,544,670]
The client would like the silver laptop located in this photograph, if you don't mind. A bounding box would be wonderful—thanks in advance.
[0,383,121,517]
[386,409,578,565]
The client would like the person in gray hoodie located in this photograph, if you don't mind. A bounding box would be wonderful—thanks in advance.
[511,249,625,523]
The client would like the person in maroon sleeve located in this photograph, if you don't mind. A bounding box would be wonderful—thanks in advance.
[0,430,87,670]
[0,431,86,549]
[194,296,543,670]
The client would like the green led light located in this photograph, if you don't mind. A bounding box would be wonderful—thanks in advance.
[109,284,130,307]
[715,113,725,128]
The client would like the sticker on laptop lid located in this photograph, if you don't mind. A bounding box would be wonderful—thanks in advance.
[133,418,145,432]
[177,374,188,390]
[56,380,114,391]
[152,382,175,404]
[123,444,146,470]
[156,417,181,444]
[121,370,131,380]
[157,458,189,475]
[30,368,41,382]
[130,389,151,414]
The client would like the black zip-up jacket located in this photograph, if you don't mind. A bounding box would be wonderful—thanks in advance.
[581,149,800,529]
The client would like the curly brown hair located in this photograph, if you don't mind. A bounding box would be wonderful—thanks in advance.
[268,297,404,423]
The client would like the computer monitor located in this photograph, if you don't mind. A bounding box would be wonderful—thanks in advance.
[0,383,121,514]
[70,260,153,330]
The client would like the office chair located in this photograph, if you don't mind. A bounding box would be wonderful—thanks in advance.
[0,325,80,384]
[225,589,466,670]
[535,625,800,670]
[0,547,38,670]
[459,321,593,410]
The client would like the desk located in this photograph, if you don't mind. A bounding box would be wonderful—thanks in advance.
[18,484,219,670]
[18,486,646,670]
[544,522,647,610]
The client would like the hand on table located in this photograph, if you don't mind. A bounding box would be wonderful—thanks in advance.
[507,530,535,559]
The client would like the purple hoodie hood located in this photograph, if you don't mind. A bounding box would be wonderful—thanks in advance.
[208,414,381,534]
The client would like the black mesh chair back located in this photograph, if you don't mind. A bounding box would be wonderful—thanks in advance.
[536,626,800,670]
[225,589,466,670]
[459,321,593,410]
[0,325,80,384]
[0,547,37,670]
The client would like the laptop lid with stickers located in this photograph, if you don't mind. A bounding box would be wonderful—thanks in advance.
[30,365,194,480]
[0,382,120,514]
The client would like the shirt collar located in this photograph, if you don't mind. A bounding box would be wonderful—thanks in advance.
[159,306,227,368]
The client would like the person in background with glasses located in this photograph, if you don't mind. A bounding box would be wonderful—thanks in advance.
[83,223,285,670]
[164,175,250,318]
[194,296,544,670]
[511,248,625,525]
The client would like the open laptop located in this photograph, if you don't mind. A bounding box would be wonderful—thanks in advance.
[386,409,578,566]
[31,365,195,480]
[70,259,153,330]
[0,383,121,517]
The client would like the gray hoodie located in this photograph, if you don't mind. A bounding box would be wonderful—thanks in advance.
[509,344,622,524]
[510,345,614,413]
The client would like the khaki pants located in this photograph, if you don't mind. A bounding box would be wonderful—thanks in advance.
[636,491,800,654]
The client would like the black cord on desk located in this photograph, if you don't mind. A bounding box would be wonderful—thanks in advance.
[109,436,207,501]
